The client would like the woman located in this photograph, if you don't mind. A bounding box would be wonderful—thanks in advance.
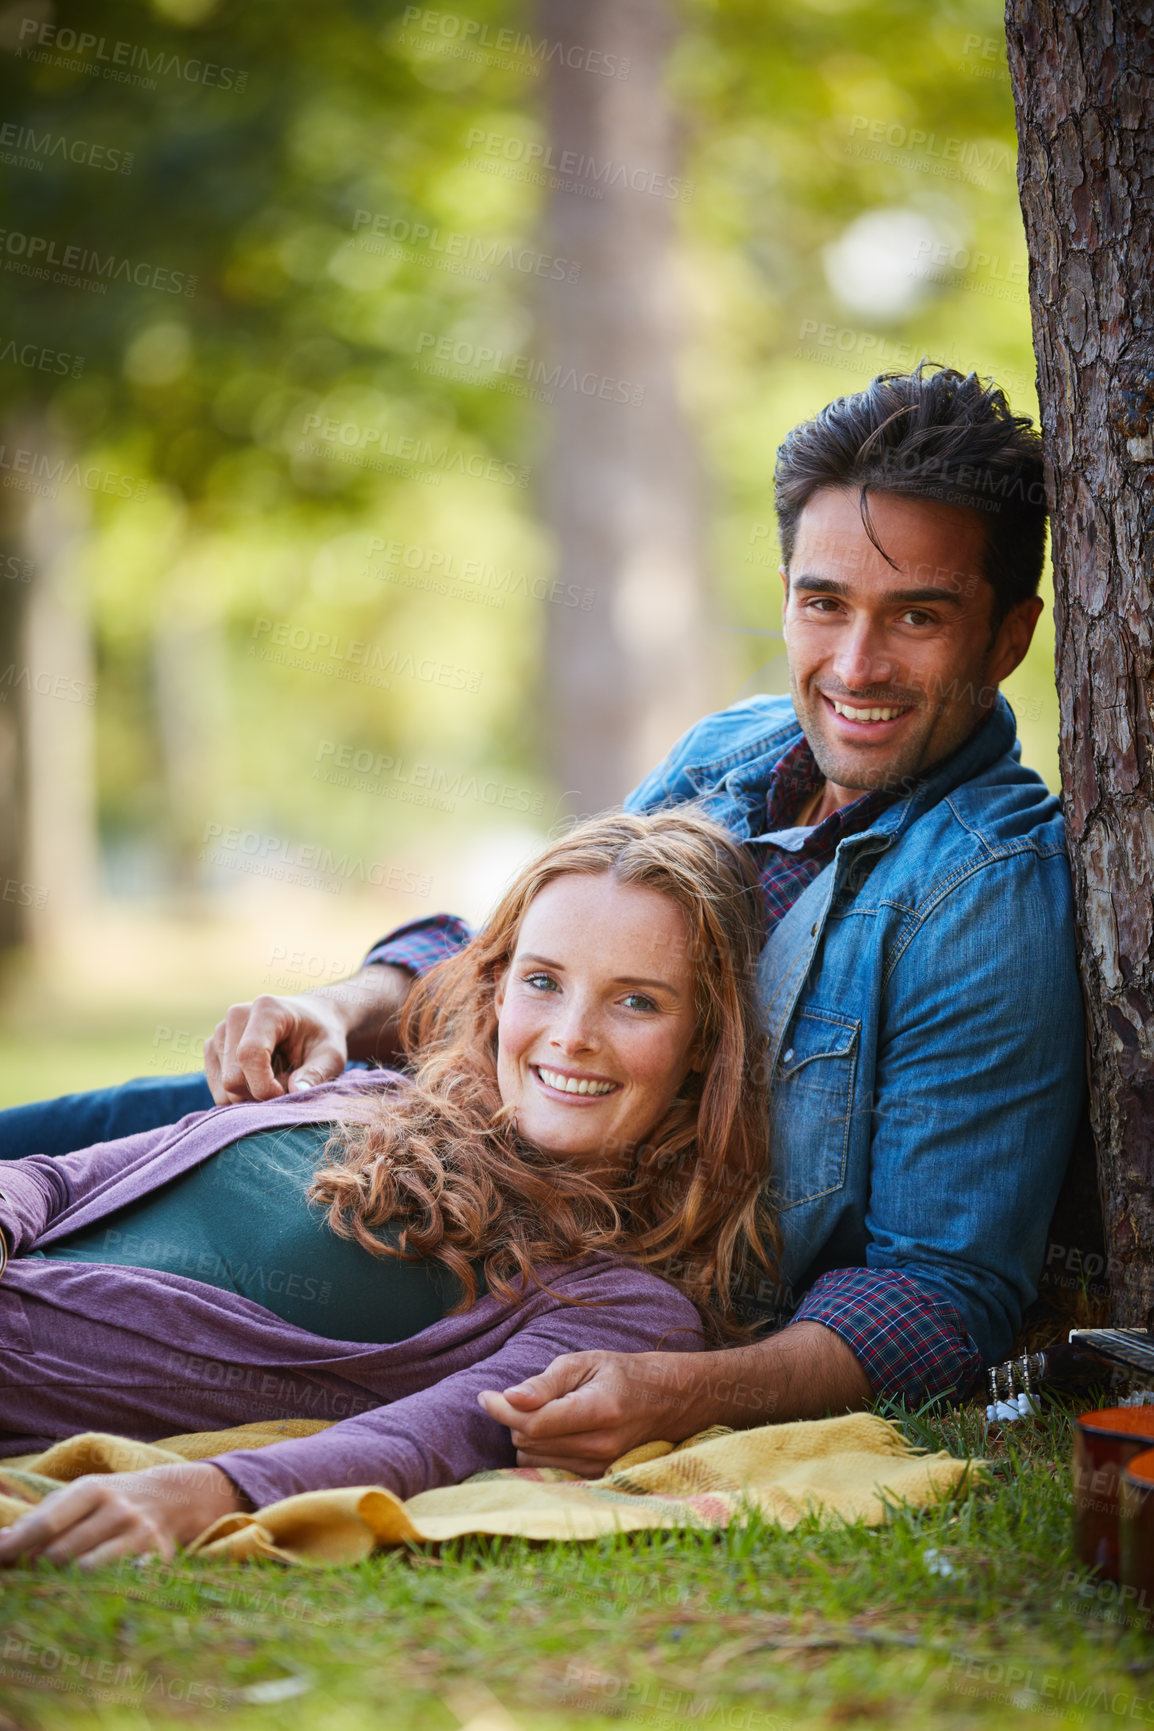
[0,810,775,1567]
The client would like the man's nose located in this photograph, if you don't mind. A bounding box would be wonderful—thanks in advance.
[832,618,899,689]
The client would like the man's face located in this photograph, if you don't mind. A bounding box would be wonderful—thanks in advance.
[781,486,1042,796]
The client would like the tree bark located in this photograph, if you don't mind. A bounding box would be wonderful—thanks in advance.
[537,0,713,813]
[1006,0,1154,1322]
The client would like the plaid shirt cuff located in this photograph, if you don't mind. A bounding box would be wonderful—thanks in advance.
[363,914,473,977]
[794,1267,983,1404]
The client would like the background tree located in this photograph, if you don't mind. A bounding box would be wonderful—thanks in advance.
[537,0,711,811]
[1005,0,1154,1323]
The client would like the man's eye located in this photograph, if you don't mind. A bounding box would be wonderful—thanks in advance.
[805,597,842,613]
[900,609,934,627]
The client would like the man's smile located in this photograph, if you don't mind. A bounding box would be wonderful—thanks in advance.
[820,691,916,738]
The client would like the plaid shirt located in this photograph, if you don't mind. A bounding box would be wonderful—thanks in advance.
[363,739,983,1404]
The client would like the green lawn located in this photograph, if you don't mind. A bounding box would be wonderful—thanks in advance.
[0,1398,1148,1730]
[0,1030,202,1115]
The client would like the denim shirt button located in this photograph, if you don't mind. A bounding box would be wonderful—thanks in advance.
[810,923,818,936]
[782,1048,794,1064]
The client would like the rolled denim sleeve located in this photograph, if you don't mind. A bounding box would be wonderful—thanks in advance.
[794,1267,982,1403]
[362,914,473,977]
[862,847,1085,1369]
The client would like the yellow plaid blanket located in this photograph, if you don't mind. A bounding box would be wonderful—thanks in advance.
[0,1413,981,1565]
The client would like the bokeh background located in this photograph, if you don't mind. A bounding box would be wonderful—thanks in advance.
[0,0,1053,1107]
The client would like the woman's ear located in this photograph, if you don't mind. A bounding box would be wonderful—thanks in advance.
[492,966,508,1017]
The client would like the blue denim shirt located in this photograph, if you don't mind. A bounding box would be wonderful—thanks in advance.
[626,692,1085,1368]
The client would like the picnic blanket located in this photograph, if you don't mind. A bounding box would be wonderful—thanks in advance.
[0,1413,981,1565]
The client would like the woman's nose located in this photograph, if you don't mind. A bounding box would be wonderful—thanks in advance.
[549,999,598,1053]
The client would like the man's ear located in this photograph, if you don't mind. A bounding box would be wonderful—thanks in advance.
[989,594,1044,683]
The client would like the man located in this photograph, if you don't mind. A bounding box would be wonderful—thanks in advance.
[0,366,1084,1473]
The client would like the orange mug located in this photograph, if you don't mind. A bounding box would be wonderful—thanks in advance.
[1072,1408,1154,1579]
[1118,1448,1154,1626]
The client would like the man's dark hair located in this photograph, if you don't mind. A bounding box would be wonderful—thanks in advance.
[774,363,1047,624]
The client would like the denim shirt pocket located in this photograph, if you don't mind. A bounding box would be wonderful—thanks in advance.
[769,1006,860,1211]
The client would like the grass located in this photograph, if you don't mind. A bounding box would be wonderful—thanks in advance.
[0,1395,1149,1731]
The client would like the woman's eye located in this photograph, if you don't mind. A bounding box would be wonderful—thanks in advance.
[621,992,659,1012]
[524,972,558,992]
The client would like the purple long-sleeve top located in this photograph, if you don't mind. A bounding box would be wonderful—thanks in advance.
[0,1074,703,1508]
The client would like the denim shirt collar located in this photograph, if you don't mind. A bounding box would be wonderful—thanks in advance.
[692,693,1020,849]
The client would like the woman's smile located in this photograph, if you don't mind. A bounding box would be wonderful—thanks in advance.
[531,1063,621,1100]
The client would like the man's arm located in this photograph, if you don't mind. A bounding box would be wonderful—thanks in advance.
[204,914,472,1105]
[477,1322,871,1474]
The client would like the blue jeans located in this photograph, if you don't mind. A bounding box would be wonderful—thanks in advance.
[0,1072,214,1159]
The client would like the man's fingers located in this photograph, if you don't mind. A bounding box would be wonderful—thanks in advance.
[498,1353,604,1410]
[513,1442,621,1475]
[287,1039,345,1091]
[477,1390,535,1427]
[232,998,299,1101]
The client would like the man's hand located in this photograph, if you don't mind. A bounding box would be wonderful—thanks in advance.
[203,963,415,1105]
[478,1350,711,1474]
[477,1324,873,1476]
[205,992,350,1104]
[0,1463,244,1569]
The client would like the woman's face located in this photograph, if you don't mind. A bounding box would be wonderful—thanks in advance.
[493,872,701,1175]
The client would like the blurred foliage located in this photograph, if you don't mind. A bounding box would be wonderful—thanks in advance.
[0,0,1056,913]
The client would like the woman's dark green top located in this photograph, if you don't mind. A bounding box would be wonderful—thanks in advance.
[35,1124,479,1343]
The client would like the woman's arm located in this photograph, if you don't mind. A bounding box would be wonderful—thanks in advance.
[0,1113,205,1255]
[0,1261,700,1562]
[203,1263,703,1509]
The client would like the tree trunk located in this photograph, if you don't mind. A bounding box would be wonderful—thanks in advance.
[20,477,99,942]
[0,481,30,959]
[1006,0,1154,1323]
[537,0,713,813]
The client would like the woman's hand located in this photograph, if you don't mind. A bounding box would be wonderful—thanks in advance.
[0,1462,245,1568]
